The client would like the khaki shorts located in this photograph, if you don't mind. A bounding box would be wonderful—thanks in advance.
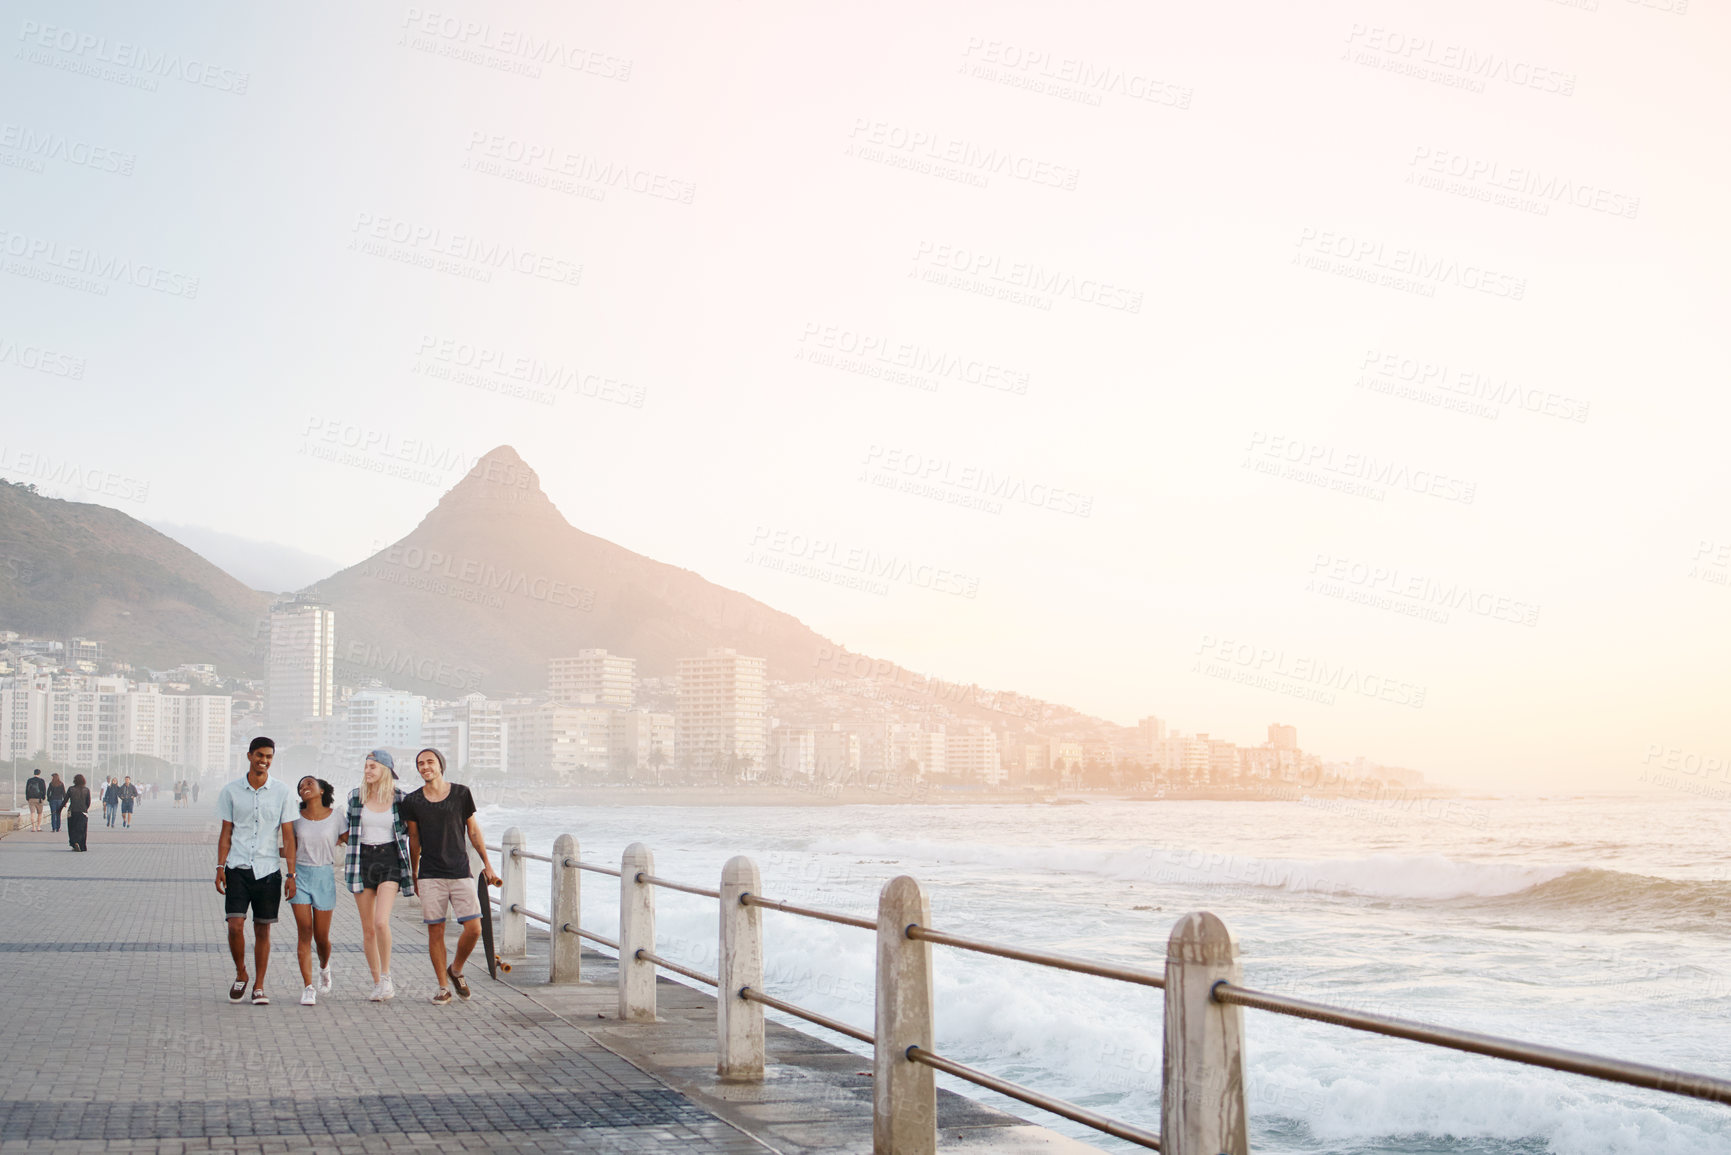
[418,875,481,924]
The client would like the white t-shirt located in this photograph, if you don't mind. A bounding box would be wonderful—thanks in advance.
[293,811,345,866]
[358,804,395,846]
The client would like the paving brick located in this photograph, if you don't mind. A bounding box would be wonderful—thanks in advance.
[0,810,765,1154]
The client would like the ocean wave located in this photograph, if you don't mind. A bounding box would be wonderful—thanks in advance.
[1468,867,1731,921]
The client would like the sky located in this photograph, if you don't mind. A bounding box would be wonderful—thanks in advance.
[1,0,1726,790]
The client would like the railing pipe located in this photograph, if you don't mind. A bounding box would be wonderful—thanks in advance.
[742,893,876,931]
[907,1048,1160,1150]
[908,925,1164,988]
[873,875,935,1155]
[741,987,873,1045]
[1214,983,1731,1106]
[549,833,580,984]
[639,873,721,899]
[499,827,528,959]
[717,855,764,1081]
[618,842,657,1021]
[1162,912,1248,1155]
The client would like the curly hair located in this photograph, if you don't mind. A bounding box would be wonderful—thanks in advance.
[297,776,336,811]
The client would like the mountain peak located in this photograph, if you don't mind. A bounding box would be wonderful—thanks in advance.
[434,445,555,516]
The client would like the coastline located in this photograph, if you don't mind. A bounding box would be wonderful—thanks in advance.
[467,781,1462,808]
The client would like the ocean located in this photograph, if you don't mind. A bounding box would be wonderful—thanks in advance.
[488,793,1731,1153]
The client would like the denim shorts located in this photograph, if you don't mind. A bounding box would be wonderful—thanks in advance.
[358,843,406,891]
[288,863,337,911]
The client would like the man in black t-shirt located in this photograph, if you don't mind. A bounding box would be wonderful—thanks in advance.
[402,748,501,1006]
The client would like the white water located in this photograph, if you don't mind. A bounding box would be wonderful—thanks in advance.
[487,793,1731,1153]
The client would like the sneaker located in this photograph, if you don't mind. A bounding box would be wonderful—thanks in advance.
[368,980,384,1002]
[379,974,395,1001]
[317,966,333,995]
[300,985,317,1006]
[431,987,452,1006]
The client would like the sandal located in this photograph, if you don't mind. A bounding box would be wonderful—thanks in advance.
[447,966,470,1000]
[251,989,269,1005]
[229,979,248,1002]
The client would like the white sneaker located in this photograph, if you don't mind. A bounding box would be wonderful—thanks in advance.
[368,980,383,1002]
[300,985,317,1006]
[317,966,333,994]
[380,974,395,1001]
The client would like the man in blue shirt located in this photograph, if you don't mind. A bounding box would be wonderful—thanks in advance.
[215,737,298,1005]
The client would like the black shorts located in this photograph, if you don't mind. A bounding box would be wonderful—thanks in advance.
[223,867,283,923]
[358,843,406,891]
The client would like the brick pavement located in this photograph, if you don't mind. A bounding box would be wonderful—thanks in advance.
[0,804,768,1154]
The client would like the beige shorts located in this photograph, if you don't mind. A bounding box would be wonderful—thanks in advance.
[27,800,43,816]
[418,875,481,924]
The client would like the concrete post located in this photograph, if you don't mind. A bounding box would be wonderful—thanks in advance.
[873,875,935,1155]
[549,833,580,984]
[1162,911,1248,1155]
[717,854,763,1081]
[499,827,528,959]
[618,842,656,1021]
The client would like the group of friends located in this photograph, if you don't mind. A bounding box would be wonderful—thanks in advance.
[216,736,502,1008]
[19,770,131,844]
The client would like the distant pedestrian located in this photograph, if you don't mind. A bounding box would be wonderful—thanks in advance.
[120,777,138,828]
[290,775,346,1006]
[192,781,200,804]
[101,778,120,828]
[215,737,299,1005]
[344,750,413,1002]
[402,747,500,1005]
[64,774,91,851]
[24,769,46,831]
[46,773,65,833]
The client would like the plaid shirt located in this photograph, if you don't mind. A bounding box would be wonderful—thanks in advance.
[343,787,415,896]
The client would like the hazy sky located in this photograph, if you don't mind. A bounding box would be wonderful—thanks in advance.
[3,0,1726,789]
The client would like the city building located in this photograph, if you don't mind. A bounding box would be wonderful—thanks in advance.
[343,689,425,766]
[0,675,231,774]
[609,709,674,777]
[266,602,336,728]
[813,724,860,782]
[1268,722,1298,751]
[548,650,636,709]
[676,649,767,776]
[424,694,509,778]
[773,726,816,778]
[944,725,1004,786]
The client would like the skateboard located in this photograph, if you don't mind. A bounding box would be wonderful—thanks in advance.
[475,874,512,977]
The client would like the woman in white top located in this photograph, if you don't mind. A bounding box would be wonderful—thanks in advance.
[344,749,414,1001]
[290,776,347,1006]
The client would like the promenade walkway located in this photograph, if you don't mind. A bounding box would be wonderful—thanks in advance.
[0,804,765,1154]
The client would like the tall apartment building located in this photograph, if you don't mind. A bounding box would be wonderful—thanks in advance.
[609,709,674,776]
[505,702,610,779]
[425,694,509,778]
[343,689,425,765]
[267,602,336,727]
[548,650,635,709]
[945,725,1004,786]
[1267,723,1299,751]
[675,649,767,774]
[813,724,860,781]
[773,726,816,778]
[0,677,231,773]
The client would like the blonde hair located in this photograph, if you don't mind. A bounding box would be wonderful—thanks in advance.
[362,760,395,808]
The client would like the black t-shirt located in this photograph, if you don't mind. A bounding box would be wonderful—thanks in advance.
[401,784,476,880]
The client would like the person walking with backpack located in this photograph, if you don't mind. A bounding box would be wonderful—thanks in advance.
[46,773,66,833]
[64,774,92,851]
[24,769,46,831]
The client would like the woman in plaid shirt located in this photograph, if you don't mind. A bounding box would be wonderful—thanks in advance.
[345,749,415,1001]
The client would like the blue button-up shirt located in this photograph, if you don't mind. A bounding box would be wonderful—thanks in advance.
[216,774,297,876]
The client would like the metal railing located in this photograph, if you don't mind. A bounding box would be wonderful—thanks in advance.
[482,829,1731,1155]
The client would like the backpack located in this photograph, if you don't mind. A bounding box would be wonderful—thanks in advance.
[25,776,46,800]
